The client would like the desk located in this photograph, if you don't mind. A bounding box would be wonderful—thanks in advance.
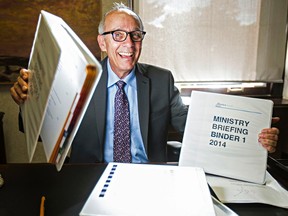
[0,163,105,216]
[0,162,287,216]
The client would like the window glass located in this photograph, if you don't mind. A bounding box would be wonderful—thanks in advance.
[134,0,287,83]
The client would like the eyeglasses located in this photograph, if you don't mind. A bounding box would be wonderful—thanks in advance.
[101,30,146,42]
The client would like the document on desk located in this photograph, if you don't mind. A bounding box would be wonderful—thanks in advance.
[206,171,288,209]
[179,91,273,184]
[21,10,102,171]
[80,163,216,216]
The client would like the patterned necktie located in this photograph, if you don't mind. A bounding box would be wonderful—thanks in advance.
[113,80,131,163]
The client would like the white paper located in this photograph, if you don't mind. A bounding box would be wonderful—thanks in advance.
[80,163,215,216]
[21,10,102,171]
[207,171,288,209]
[179,91,273,184]
[22,12,61,162]
[212,196,238,216]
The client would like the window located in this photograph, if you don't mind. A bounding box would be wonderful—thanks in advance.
[133,0,288,97]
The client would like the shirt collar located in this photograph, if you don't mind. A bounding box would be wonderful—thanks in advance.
[106,60,136,89]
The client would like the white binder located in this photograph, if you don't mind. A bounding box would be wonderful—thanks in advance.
[179,91,273,184]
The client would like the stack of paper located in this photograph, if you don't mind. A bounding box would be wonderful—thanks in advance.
[80,163,215,216]
[207,171,288,209]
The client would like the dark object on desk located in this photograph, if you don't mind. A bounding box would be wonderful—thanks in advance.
[167,141,181,162]
[0,112,6,163]
[267,156,288,190]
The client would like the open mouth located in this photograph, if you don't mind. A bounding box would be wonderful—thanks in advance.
[118,52,134,58]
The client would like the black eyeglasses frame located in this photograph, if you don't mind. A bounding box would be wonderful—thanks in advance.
[101,30,146,42]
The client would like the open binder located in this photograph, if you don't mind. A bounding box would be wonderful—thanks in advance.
[21,10,102,171]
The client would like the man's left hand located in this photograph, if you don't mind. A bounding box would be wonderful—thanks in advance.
[258,117,280,153]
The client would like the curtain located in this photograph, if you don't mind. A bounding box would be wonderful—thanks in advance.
[135,0,287,83]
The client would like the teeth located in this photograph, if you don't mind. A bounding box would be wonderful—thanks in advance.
[119,52,133,56]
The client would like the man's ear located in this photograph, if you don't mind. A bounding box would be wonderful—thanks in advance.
[97,35,107,52]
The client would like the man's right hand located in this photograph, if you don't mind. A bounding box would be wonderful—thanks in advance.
[10,69,30,105]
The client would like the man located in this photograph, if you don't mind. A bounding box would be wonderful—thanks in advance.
[10,3,279,163]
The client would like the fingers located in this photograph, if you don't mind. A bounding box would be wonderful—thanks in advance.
[258,137,277,153]
[20,68,30,81]
[10,69,30,105]
[263,145,276,153]
[10,84,22,105]
[17,75,29,92]
[258,118,280,153]
[10,82,27,105]
[260,127,279,136]
[258,127,279,153]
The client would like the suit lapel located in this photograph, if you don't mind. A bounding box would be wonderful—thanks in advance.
[135,64,150,152]
[93,59,108,156]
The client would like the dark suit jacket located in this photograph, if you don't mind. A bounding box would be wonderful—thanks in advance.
[69,57,188,163]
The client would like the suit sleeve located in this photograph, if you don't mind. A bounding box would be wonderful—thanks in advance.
[168,73,188,136]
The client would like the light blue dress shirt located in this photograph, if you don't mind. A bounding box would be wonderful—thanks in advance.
[104,61,148,163]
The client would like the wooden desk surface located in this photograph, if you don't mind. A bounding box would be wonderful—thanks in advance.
[0,162,287,216]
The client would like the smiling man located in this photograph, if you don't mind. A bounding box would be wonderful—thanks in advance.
[97,9,144,78]
[69,2,189,163]
[10,3,279,163]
